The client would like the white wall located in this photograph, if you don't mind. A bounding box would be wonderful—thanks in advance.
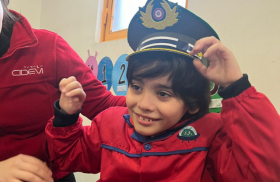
[7,0,280,181]
[8,0,42,28]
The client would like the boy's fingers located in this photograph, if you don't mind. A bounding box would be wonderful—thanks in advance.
[190,36,220,55]
[203,42,222,58]
[193,59,207,78]
[65,88,86,100]
[63,81,82,94]
[59,78,67,92]
[203,42,230,61]
[59,76,77,92]
[72,97,80,103]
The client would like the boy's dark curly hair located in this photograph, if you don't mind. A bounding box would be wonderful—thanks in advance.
[127,52,211,118]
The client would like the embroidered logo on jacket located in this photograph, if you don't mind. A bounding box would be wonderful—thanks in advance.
[12,65,44,76]
[177,126,200,142]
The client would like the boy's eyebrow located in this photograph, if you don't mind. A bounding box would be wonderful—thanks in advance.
[132,78,172,89]
[132,78,143,83]
[155,83,172,90]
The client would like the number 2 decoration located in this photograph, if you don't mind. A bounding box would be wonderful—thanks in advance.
[112,54,128,96]
[118,64,126,84]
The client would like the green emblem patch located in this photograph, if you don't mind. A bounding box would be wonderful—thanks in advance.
[177,126,200,142]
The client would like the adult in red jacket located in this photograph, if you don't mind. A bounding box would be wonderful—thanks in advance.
[0,0,126,181]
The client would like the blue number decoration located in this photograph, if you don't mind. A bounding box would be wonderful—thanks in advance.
[97,57,113,91]
[112,54,128,96]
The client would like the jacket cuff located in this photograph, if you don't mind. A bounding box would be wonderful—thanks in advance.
[53,100,81,127]
[218,74,251,100]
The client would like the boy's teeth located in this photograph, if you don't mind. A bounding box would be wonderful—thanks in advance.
[139,116,153,122]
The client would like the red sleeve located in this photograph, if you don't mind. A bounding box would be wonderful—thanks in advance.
[45,113,105,174]
[207,87,280,182]
[55,35,126,119]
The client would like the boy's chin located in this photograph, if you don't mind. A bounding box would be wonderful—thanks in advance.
[134,127,158,137]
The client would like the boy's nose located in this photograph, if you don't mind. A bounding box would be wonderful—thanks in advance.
[137,92,155,111]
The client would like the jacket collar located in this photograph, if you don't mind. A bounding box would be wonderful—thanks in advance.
[1,10,38,59]
[123,114,199,143]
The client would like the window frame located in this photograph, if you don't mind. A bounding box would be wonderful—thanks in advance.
[100,0,189,42]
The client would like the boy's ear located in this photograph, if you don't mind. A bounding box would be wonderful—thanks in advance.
[189,108,199,114]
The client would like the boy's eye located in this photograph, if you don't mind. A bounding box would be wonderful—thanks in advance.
[158,91,171,97]
[132,84,141,91]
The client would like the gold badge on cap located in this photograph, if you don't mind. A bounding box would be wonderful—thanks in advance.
[140,0,178,30]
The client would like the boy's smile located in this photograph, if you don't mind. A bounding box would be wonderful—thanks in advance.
[135,113,160,126]
[126,75,188,136]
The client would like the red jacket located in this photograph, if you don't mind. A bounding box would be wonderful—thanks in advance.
[46,87,280,182]
[0,11,125,180]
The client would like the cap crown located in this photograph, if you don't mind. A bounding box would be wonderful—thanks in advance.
[126,0,219,61]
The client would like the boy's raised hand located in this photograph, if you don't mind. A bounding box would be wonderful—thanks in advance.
[190,36,243,88]
[59,76,86,115]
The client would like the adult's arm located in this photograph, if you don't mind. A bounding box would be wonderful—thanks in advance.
[55,35,126,120]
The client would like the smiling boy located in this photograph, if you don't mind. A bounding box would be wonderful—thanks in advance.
[45,0,280,181]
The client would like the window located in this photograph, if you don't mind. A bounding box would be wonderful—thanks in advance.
[101,0,189,42]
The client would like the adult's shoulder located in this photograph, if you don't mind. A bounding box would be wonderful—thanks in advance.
[33,28,60,42]
[32,28,73,47]
[33,28,57,36]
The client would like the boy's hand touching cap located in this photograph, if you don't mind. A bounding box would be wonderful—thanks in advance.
[190,36,243,88]
[59,76,86,115]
